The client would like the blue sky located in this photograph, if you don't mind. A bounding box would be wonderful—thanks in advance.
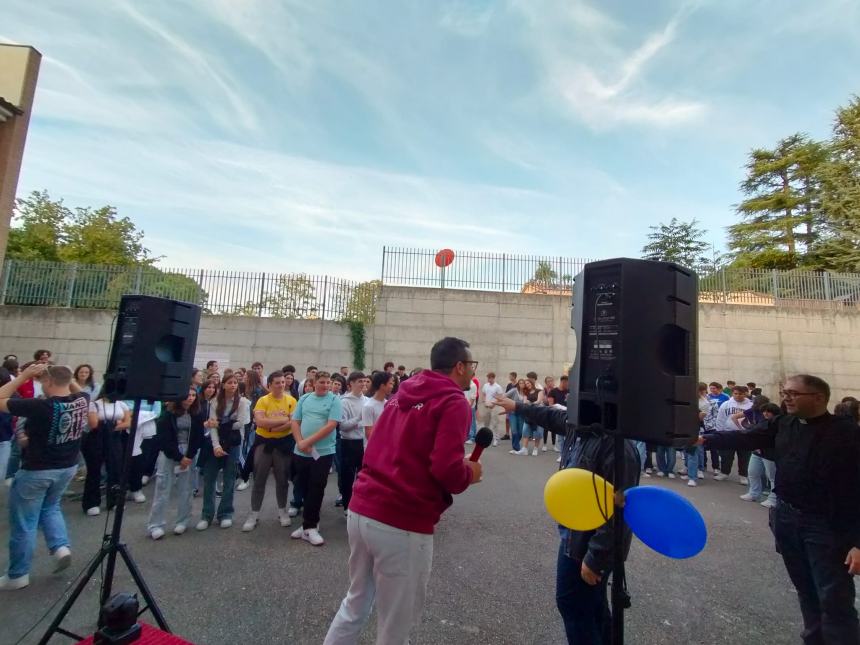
[4,0,859,278]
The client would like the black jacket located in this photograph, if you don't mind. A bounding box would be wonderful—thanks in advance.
[704,412,860,546]
[155,410,205,462]
[515,403,641,574]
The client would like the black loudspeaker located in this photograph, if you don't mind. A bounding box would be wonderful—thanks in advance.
[103,295,201,400]
[567,258,698,447]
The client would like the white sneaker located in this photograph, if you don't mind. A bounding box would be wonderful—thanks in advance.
[739,493,758,502]
[141,475,150,486]
[150,528,165,541]
[86,506,101,517]
[644,468,653,475]
[278,509,291,527]
[219,518,233,529]
[173,524,187,535]
[553,445,560,452]
[53,546,72,572]
[195,520,210,531]
[288,507,299,518]
[131,491,146,503]
[492,439,499,447]
[3,478,12,488]
[656,472,665,478]
[236,480,250,491]
[698,472,705,480]
[465,439,474,445]
[517,448,529,455]
[680,474,689,480]
[242,512,259,532]
[301,528,325,546]
[739,477,749,486]
[668,473,676,479]
[761,498,777,508]
[556,456,561,463]
[531,449,539,456]
[290,527,304,539]
[687,479,698,487]
[714,473,728,481]
[509,449,519,454]
[541,445,548,452]
[0,574,29,591]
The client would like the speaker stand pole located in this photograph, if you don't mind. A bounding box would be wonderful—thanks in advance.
[610,432,630,645]
[39,400,170,644]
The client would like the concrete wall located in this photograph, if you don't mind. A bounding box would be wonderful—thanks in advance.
[0,285,858,401]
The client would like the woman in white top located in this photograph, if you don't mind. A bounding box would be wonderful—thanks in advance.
[196,374,250,530]
[82,395,131,515]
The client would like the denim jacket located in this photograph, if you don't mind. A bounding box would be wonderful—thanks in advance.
[513,403,640,574]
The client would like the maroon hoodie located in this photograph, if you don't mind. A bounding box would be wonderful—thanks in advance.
[348,369,473,534]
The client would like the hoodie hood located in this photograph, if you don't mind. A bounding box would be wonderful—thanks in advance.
[394,370,465,407]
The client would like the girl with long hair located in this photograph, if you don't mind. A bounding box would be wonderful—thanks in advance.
[73,364,100,399]
[83,392,132,515]
[147,387,204,539]
[196,374,250,530]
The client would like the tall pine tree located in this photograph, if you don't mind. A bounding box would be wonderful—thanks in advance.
[641,218,711,271]
[729,134,826,269]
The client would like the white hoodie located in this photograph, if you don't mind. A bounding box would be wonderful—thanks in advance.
[716,397,754,432]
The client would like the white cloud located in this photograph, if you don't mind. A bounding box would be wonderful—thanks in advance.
[439,4,495,37]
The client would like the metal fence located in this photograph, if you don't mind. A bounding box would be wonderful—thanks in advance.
[0,260,381,322]
[380,247,860,308]
[2,256,860,317]
[380,246,595,293]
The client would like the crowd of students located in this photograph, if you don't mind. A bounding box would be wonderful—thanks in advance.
[2,347,858,595]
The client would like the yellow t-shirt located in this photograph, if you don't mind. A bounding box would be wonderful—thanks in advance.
[253,393,297,439]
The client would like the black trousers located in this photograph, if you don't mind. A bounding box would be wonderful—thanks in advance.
[292,454,334,530]
[772,502,860,645]
[719,449,751,477]
[81,431,104,511]
[338,439,364,510]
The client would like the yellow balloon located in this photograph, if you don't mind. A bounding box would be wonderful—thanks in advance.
[544,468,614,531]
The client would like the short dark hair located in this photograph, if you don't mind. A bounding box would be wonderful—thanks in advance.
[560,375,568,382]
[370,371,395,394]
[282,364,296,374]
[384,361,395,370]
[709,381,722,389]
[34,349,51,360]
[3,358,19,373]
[788,374,831,403]
[43,365,72,386]
[526,371,538,380]
[397,365,406,371]
[731,385,749,395]
[746,382,756,389]
[251,361,263,369]
[509,372,517,378]
[206,360,218,369]
[331,373,347,389]
[267,370,285,386]
[315,371,330,380]
[726,380,736,386]
[306,365,318,374]
[761,403,782,416]
[347,371,366,385]
[430,337,470,371]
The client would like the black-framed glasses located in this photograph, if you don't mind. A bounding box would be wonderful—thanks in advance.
[779,390,819,400]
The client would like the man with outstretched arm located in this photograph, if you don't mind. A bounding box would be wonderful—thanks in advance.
[700,374,860,645]
[495,394,640,644]
[324,337,482,645]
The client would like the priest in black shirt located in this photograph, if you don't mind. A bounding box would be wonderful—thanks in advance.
[702,374,860,645]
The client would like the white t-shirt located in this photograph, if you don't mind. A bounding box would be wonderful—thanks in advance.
[481,382,504,407]
[465,381,478,407]
[89,400,129,423]
[362,397,386,431]
[716,398,754,432]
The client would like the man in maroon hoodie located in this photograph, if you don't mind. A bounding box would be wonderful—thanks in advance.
[324,337,483,645]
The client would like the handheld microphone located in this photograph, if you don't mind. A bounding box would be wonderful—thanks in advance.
[469,427,494,462]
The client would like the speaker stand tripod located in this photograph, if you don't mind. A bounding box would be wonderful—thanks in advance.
[39,400,171,644]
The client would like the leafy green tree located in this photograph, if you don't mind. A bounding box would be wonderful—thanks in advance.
[6,190,67,261]
[343,280,381,324]
[728,134,827,269]
[812,97,860,271]
[641,218,711,270]
[532,261,558,284]
[264,275,318,319]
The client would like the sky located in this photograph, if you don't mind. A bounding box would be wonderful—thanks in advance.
[3,0,860,279]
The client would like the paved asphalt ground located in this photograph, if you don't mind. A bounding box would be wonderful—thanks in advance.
[1,446,806,645]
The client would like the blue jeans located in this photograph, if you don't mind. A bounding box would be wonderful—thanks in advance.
[556,543,610,644]
[201,447,238,522]
[748,454,777,501]
[5,438,21,479]
[656,446,675,475]
[467,408,477,441]
[7,466,77,578]
[509,414,524,452]
[0,441,11,484]
[685,445,702,480]
[635,442,646,470]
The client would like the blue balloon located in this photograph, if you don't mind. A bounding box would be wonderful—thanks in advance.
[624,486,707,559]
